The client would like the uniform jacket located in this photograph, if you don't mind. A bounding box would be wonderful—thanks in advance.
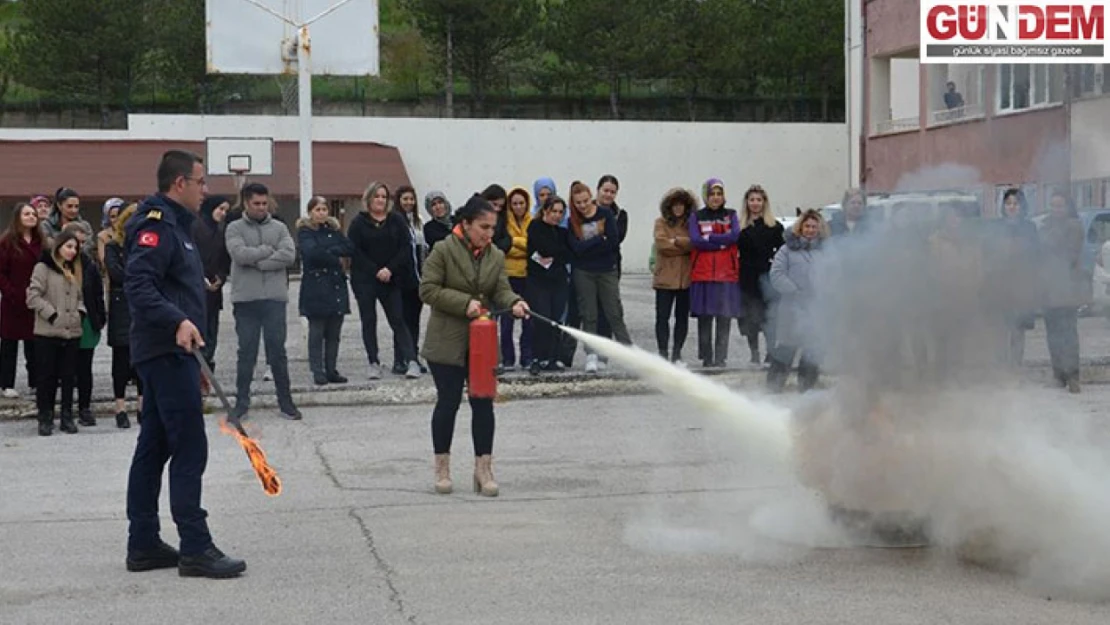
[0,235,42,340]
[124,194,207,365]
[652,216,692,290]
[26,253,86,340]
[419,231,521,367]
[225,212,297,304]
[296,217,354,318]
[689,207,740,283]
[104,240,133,348]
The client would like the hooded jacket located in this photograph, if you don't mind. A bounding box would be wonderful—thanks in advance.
[423,191,454,252]
[770,230,823,348]
[296,216,354,318]
[504,187,533,278]
[225,210,297,303]
[26,252,86,340]
[653,203,693,291]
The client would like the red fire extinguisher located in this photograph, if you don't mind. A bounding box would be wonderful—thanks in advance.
[469,309,499,399]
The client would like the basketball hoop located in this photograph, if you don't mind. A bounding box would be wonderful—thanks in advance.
[231,168,249,192]
[227,154,253,191]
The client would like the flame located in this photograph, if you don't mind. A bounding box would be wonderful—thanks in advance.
[218,418,282,497]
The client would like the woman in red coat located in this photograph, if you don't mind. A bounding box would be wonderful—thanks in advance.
[0,203,45,397]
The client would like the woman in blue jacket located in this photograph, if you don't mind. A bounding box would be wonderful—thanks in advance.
[297,196,355,386]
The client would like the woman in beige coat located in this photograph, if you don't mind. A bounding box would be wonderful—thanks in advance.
[652,188,697,364]
[26,231,86,436]
[419,195,529,497]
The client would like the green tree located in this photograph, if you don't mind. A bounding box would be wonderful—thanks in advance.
[546,0,669,118]
[13,0,146,121]
[407,0,539,115]
[0,0,24,107]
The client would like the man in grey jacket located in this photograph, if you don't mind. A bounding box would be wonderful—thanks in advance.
[225,183,301,420]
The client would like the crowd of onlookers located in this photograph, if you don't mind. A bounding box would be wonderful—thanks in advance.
[0,176,1091,435]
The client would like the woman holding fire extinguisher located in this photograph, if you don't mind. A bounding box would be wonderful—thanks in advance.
[419,194,530,497]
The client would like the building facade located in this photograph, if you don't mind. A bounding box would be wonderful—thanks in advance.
[863,0,1110,215]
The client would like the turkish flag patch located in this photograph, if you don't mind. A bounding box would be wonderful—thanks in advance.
[138,231,160,247]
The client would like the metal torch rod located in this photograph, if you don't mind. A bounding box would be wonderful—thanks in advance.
[192,350,248,437]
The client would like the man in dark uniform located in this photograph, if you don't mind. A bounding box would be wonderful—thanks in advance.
[124,150,247,579]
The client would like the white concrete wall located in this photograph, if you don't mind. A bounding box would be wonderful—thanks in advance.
[0,115,848,272]
[1070,97,1110,182]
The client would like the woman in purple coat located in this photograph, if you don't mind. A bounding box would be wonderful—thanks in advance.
[688,178,743,368]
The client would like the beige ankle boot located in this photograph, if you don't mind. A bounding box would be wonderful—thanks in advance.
[473,455,499,497]
[434,454,453,494]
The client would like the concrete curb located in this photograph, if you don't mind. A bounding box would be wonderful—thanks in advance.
[1,358,1106,422]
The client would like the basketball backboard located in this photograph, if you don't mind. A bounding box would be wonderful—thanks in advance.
[206,138,275,176]
[205,0,380,76]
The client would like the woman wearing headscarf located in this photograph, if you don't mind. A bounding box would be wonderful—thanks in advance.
[97,197,125,267]
[689,178,742,368]
[423,190,454,251]
[987,188,1040,368]
[420,195,529,497]
[192,195,232,372]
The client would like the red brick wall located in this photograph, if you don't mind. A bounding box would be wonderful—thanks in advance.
[865,107,1069,193]
[866,0,920,57]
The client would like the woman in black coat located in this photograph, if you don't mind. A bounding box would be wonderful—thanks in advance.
[298,197,355,385]
[736,185,785,365]
[104,204,143,429]
[192,195,232,372]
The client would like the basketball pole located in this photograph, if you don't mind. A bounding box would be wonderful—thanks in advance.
[297,20,313,217]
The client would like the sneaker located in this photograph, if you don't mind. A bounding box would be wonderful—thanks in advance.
[391,362,407,376]
[313,373,329,386]
[326,372,348,384]
[279,407,303,421]
[115,411,131,429]
[78,408,96,427]
[405,361,423,379]
[127,540,180,572]
[543,360,565,372]
[1,388,18,399]
[178,546,246,579]
[529,361,542,376]
[367,363,383,380]
[585,354,599,374]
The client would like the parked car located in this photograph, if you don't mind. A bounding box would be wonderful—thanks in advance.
[1033,208,1110,314]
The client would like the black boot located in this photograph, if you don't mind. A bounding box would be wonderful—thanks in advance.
[115,411,131,429]
[59,407,78,434]
[37,410,54,437]
[767,360,789,394]
[78,408,96,427]
[178,546,247,579]
[127,540,180,572]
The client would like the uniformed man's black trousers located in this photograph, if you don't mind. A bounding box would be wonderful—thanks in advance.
[126,353,213,556]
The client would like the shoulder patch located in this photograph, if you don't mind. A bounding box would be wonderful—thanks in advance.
[138,231,160,248]
[147,210,163,221]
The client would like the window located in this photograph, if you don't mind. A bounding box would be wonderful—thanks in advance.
[997,64,1064,112]
[1073,65,1108,98]
[1074,180,1096,208]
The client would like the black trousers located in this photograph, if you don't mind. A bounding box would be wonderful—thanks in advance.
[77,348,95,410]
[307,316,344,377]
[112,345,143,399]
[557,274,580,366]
[353,281,416,366]
[395,287,423,366]
[0,338,35,389]
[202,303,221,371]
[527,278,569,365]
[429,362,494,456]
[655,288,690,359]
[34,336,77,416]
[697,315,732,366]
